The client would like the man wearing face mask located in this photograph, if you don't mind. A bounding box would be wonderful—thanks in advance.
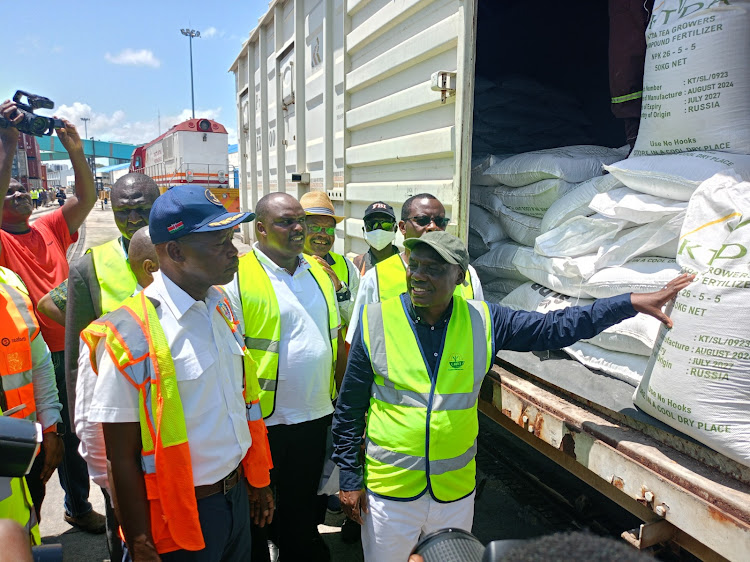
[346,193,483,346]
[352,202,400,276]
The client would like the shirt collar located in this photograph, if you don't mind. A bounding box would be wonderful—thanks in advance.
[119,236,129,258]
[402,293,453,327]
[148,271,222,320]
[252,243,311,276]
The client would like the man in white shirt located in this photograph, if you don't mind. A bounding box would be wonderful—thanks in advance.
[225,192,341,562]
[82,188,274,561]
[346,193,483,345]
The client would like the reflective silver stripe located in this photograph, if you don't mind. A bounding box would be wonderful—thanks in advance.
[330,327,339,340]
[258,378,277,391]
[141,454,156,474]
[366,439,426,472]
[430,441,478,476]
[2,285,37,340]
[466,300,490,388]
[0,477,12,501]
[366,304,388,379]
[373,382,477,411]
[244,337,280,353]
[365,439,476,476]
[27,502,38,531]
[1,370,32,391]
[246,401,263,421]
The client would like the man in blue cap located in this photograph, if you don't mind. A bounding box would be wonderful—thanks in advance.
[80,188,274,561]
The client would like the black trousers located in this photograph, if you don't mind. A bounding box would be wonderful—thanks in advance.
[251,414,331,562]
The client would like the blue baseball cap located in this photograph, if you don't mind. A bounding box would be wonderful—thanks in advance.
[149,187,255,244]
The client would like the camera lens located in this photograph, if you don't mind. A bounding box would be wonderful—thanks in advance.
[29,115,50,136]
[411,528,485,562]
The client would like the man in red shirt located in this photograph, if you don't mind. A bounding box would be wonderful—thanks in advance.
[0,100,104,533]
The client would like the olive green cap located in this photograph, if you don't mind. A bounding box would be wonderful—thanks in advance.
[403,230,469,272]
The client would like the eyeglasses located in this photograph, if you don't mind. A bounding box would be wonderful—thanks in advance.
[308,225,336,236]
[406,215,450,228]
[364,220,395,231]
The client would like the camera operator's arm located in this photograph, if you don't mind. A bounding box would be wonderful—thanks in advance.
[103,422,160,561]
[55,119,96,235]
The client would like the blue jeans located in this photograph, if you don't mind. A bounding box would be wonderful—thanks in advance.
[51,350,93,517]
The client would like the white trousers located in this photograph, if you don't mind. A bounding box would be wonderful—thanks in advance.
[361,490,475,562]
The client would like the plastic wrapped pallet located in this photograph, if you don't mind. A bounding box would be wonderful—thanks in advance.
[471,241,528,282]
[635,172,750,467]
[604,152,750,201]
[489,179,576,218]
[484,145,629,187]
[631,0,750,157]
[541,174,624,233]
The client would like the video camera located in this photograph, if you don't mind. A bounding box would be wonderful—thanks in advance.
[0,91,64,137]
[0,414,63,561]
[411,529,528,562]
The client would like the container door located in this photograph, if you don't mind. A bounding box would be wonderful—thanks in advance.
[343,0,477,256]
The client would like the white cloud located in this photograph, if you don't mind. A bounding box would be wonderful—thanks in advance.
[203,27,225,39]
[53,102,236,146]
[104,49,160,68]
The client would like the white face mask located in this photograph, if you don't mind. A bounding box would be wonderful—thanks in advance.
[364,228,396,251]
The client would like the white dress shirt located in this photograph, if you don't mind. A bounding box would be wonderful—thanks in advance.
[225,245,337,427]
[86,271,252,486]
[345,256,484,344]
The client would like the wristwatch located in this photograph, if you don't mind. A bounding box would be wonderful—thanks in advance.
[43,422,66,437]
[336,281,351,302]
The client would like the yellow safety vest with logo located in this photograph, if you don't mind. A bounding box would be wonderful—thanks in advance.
[0,279,41,423]
[29,190,38,200]
[0,410,41,546]
[361,295,493,502]
[80,291,271,554]
[375,253,474,302]
[88,238,138,314]
[238,251,340,419]
[329,251,349,288]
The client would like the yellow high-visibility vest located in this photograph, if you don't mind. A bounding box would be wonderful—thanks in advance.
[374,253,474,301]
[361,295,492,502]
[238,251,340,418]
[89,238,138,313]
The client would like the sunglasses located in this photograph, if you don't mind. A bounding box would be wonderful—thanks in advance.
[364,220,395,231]
[407,215,450,228]
[308,225,336,236]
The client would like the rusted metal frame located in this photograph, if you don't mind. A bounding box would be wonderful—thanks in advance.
[621,520,676,550]
[479,366,750,562]
[494,356,750,487]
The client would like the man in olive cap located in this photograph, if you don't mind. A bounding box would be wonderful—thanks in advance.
[333,230,694,562]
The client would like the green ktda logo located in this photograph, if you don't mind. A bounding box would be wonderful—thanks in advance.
[449,353,465,369]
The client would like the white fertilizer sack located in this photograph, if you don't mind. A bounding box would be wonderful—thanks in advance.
[541,174,624,233]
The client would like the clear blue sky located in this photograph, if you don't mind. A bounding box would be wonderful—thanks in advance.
[2,0,269,146]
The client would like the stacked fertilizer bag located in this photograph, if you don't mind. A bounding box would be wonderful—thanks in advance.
[635,172,750,468]
[497,0,750,388]
[468,146,628,304]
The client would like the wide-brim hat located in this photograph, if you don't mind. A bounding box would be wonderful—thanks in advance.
[299,191,344,223]
[149,187,255,244]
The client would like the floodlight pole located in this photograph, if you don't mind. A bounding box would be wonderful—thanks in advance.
[180,28,201,119]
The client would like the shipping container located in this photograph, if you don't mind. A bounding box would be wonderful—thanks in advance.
[27,158,41,179]
[15,149,28,178]
[232,2,750,559]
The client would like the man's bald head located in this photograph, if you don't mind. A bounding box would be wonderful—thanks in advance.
[111,173,161,240]
[254,192,299,224]
[111,173,160,205]
[128,226,159,288]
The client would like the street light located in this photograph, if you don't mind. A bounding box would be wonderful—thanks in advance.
[180,28,201,119]
[80,117,93,175]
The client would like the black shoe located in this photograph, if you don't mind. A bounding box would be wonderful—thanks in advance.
[341,517,361,544]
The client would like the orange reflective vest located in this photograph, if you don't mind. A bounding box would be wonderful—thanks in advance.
[0,283,40,421]
[81,290,272,554]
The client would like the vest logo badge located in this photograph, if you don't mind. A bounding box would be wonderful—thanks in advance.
[1,338,9,346]
[449,353,465,369]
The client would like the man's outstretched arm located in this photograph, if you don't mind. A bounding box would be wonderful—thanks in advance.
[56,119,96,235]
